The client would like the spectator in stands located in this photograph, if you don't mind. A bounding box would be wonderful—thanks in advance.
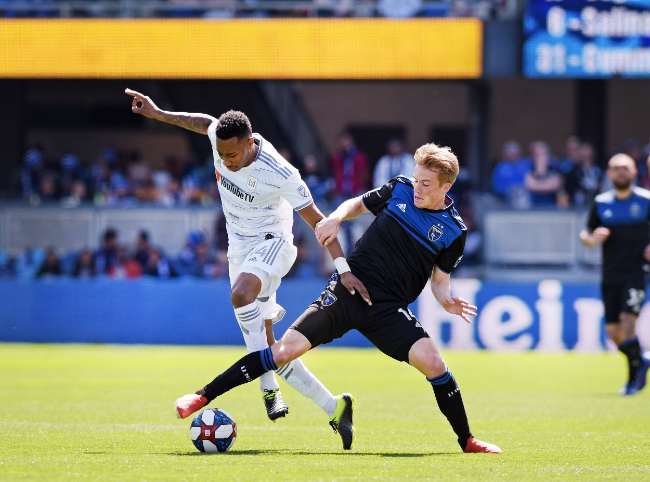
[145,248,178,278]
[20,145,44,201]
[491,141,531,207]
[330,131,369,250]
[563,142,602,207]
[72,248,96,278]
[378,0,421,18]
[373,139,415,188]
[61,179,88,207]
[59,153,84,198]
[330,131,369,199]
[176,230,224,278]
[95,228,120,275]
[555,135,581,175]
[155,171,183,207]
[525,141,564,207]
[37,171,59,203]
[134,230,152,269]
[113,246,143,279]
[36,247,62,278]
[0,250,15,278]
[302,154,333,202]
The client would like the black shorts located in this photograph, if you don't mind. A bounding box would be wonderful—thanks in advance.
[601,280,646,324]
[289,273,429,362]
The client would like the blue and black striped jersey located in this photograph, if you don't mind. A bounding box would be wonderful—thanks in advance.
[347,176,466,304]
[587,186,650,283]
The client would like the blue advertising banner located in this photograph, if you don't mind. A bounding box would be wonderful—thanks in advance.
[3,278,650,351]
[524,0,650,77]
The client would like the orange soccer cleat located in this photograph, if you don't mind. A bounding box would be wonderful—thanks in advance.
[176,393,208,419]
[463,436,502,454]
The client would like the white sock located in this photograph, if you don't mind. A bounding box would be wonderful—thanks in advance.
[235,302,279,392]
[276,358,337,417]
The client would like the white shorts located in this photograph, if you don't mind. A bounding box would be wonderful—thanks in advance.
[228,237,298,322]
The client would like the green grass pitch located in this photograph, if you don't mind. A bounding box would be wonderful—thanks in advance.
[1,343,649,481]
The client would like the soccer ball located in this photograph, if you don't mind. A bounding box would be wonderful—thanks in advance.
[189,408,237,453]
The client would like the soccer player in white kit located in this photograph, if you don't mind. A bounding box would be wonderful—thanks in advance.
[125,89,370,443]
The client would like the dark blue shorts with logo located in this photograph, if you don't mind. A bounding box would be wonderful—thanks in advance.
[289,273,429,362]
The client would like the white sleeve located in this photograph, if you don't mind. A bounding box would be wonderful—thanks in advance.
[207,121,218,148]
[281,173,314,211]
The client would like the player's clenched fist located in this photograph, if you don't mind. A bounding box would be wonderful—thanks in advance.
[125,88,160,119]
[315,217,341,246]
[592,226,611,244]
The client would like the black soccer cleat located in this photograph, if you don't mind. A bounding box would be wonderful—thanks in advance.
[263,389,289,421]
[329,393,354,450]
[632,354,650,392]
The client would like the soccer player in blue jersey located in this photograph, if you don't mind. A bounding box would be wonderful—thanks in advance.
[176,143,501,453]
[580,153,650,396]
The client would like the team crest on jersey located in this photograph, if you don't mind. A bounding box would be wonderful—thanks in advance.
[630,203,641,217]
[428,223,444,242]
[298,185,309,198]
[247,176,257,191]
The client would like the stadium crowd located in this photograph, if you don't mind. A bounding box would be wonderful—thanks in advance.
[5,131,650,280]
[0,0,515,20]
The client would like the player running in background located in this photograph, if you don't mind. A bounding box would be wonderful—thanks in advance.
[580,153,650,396]
[175,143,501,453]
[125,89,369,444]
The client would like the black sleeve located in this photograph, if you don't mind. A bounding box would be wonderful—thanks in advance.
[361,178,398,215]
[436,231,467,274]
[586,202,600,231]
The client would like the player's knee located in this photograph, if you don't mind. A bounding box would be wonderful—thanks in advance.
[411,344,446,377]
[230,284,256,307]
[423,354,446,378]
[271,335,306,367]
[272,345,294,367]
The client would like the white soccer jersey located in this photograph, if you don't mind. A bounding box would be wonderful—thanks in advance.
[207,123,314,257]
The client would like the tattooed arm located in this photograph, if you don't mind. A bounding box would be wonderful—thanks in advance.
[125,88,216,135]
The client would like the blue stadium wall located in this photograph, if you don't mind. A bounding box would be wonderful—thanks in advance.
[1,278,648,351]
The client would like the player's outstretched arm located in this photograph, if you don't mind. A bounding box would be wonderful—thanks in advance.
[314,196,367,247]
[430,267,476,324]
[124,88,216,135]
[298,203,372,306]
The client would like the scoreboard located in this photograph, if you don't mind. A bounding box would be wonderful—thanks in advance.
[524,0,650,77]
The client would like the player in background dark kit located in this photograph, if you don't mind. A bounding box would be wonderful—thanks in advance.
[175,143,501,454]
[580,153,650,396]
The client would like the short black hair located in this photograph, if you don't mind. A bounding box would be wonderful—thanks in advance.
[103,227,118,242]
[216,110,252,140]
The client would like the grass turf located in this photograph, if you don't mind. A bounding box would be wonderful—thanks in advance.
[1,343,649,481]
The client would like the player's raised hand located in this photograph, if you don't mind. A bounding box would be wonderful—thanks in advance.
[443,296,477,324]
[315,217,341,246]
[124,88,160,119]
[592,227,611,244]
[340,272,372,306]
